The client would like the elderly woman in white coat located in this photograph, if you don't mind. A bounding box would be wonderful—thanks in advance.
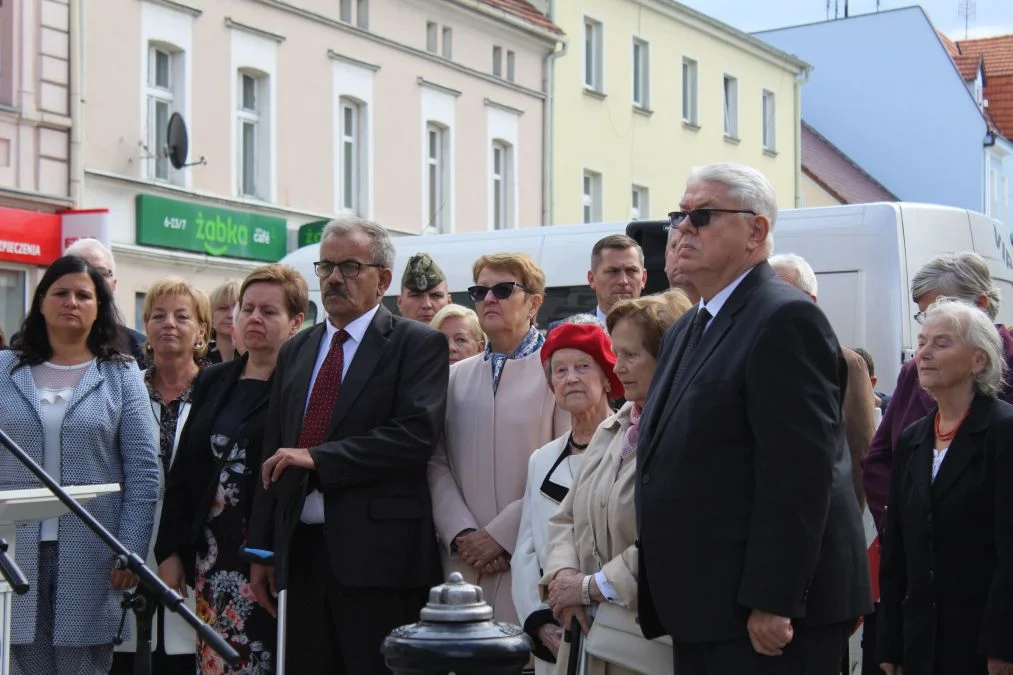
[541,292,690,675]
[0,255,160,675]
[513,319,623,674]
[429,253,570,624]
[111,277,210,675]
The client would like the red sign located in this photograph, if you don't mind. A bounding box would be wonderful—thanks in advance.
[0,207,62,265]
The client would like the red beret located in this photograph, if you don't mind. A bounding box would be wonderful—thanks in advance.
[541,323,624,401]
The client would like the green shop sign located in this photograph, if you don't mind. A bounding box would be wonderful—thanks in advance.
[135,195,288,262]
[298,220,329,248]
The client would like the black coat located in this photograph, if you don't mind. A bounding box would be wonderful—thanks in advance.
[636,262,873,644]
[876,394,1013,674]
[154,353,271,584]
[246,305,447,591]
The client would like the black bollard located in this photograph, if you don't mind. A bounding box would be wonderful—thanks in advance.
[382,572,532,675]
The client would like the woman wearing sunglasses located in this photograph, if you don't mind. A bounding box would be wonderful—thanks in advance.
[430,252,571,625]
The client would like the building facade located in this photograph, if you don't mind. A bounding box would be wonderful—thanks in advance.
[758,7,1013,232]
[800,122,897,207]
[81,0,561,325]
[0,0,75,339]
[537,0,808,225]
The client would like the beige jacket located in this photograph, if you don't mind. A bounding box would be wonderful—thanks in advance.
[540,403,641,675]
[429,350,569,623]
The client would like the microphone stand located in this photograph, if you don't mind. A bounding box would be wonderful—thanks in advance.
[0,427,240,671]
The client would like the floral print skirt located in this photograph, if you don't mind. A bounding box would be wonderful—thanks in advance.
[195,456,276,674]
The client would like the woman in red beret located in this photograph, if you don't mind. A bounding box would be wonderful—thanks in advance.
[511,316,623,674]
[540,291,691,675]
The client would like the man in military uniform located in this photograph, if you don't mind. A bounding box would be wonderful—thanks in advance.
[396,253,451,324]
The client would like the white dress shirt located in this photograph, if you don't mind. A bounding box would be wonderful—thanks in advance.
[301,304,381,524]
[595,306,608,325]
[699,266,754,332]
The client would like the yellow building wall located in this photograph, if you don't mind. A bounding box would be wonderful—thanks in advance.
[551,1,803,224]
[800,173,843,207]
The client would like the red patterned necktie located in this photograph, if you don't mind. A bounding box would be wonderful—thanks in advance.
[298,329,350,449]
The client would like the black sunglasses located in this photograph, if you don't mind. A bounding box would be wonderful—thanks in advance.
[667,208,757,229]
[313,259,384,279]
[468,281,530,302]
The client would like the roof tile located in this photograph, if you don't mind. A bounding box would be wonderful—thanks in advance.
[802,122,898,205]
[476,0,563,34]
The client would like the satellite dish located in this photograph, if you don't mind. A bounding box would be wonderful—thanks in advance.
[166,113,189,169]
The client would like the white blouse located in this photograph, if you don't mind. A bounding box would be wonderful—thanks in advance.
[31,360,94,541]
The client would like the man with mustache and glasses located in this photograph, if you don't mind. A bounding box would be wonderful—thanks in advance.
[247,215,447,674]
[636,163,871,674]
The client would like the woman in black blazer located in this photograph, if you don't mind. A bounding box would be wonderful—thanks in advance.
[877,298,1013,675]
[155,265,307,673]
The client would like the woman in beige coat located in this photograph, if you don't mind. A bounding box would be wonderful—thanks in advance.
[541,292,690,675]
[429,253,570,624]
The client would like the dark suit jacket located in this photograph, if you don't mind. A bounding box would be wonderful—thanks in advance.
[246,305,447,591]
[876,395,1013,672]
[636,262,872,643]
[153,354,272,584]
[862,325,1013,536]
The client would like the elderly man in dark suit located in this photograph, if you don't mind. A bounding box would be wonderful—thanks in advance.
[636,163,872,674]
[247,215,448,674]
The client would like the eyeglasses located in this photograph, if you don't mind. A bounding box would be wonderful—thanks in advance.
[313,259,384,279]
[93,266,115,279]
[467,282,530,302]
[666,208,757,229]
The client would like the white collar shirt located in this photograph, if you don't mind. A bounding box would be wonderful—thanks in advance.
[699,266,754,332]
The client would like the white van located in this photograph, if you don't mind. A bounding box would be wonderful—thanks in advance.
[281,203,1013,392]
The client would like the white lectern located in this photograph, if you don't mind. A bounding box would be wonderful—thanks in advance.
[0,483,120,675]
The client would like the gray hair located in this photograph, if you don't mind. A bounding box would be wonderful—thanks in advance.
[687,163,778,250]
[770,253,818,298]
[922,297,1006,396]
[910,252,1000,320]
[321,213,396,269]
[562,313,608,330]
[64,238,115,274]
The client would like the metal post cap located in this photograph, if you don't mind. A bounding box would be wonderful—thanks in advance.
[419,572,495,623]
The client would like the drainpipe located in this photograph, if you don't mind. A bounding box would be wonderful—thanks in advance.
[541,0,566,226]
[794,67,810,208]
[68,0,85,206]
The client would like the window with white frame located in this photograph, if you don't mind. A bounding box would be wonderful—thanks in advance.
[357,0,369,28]
[631,185,648,220]
[237,70,269,199]
[426,22,438,53]
[584,18,603,92]
[506,51,516,82]
[339,97,366,215]
[491,141,514,230]
[340,0,368,28]
[762,89,776,151]
[682,58,698,124]
[582,170,602,223]
[147,44,180,182]
[0,0,13,106]
[493,46,503,77]
[425,122,450,233]
[442,27,453,59]
[632,38,650,109]
[990,168,999,217]
[723,75,738,138]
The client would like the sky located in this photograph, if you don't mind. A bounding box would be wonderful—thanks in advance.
[677,0,1013,38]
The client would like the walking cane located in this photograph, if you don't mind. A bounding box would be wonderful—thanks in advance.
[566,617,582,675]
[275,587,288,675]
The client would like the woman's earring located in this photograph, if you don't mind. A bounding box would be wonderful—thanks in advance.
[194,341,205,351]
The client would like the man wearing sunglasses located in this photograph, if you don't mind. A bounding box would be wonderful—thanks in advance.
[636,163,871,674]
[247,215,447,674]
